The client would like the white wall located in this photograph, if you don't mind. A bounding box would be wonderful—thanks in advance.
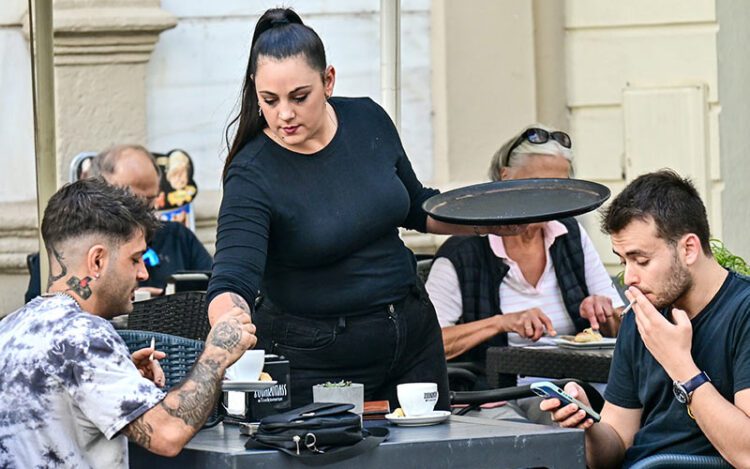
[565,0,723,270]
[147,0,434,194]
[716,0,750,260]
[0,4,36,203]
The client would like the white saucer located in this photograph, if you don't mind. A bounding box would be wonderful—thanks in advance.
[221,380,277,392]
[385,410,451,427]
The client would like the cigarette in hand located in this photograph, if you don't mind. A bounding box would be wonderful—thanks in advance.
[149,337,155,361]
[618,299,636,318]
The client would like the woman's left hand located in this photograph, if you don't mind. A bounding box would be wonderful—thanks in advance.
[132,347,167,388]
[425,216,527,237]
[483,224,529,237]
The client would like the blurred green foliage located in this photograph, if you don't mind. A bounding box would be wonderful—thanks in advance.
[710,239,750,276]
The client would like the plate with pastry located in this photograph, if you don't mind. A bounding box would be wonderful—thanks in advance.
[555,328,617,350]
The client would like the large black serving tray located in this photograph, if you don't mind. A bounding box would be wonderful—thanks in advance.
[423,178,611,226]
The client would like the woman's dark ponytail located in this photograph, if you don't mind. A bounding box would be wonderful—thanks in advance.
[223,8,325,181]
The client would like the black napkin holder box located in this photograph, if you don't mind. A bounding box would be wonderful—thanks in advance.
[222,354,291,423]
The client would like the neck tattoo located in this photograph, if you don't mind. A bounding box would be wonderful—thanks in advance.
[42,274,95,309]
[66,275,94,300]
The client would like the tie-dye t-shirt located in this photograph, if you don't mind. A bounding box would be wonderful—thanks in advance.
[0,295,166,468]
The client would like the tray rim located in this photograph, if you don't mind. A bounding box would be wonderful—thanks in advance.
[423,178,611,226]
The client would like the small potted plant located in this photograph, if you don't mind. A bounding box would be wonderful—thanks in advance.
[312,380,364,415]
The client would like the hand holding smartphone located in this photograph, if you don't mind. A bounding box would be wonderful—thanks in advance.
[531,381,601,423]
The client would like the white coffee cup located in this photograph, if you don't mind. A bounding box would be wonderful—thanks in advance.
[133,289,151,302]
[225,349,265,381]
[397,382,439,416]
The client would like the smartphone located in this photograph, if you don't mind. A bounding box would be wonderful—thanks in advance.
[530,381,601,422]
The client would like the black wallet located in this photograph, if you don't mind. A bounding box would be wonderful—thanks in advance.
[245,402,388,466]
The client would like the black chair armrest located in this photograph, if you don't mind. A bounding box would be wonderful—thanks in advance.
[450,378,605,413]
[447,365,478,390]
[448,361,485,376]
[629,454,732,469]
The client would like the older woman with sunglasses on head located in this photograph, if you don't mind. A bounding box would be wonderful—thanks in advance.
[426,124,624,402]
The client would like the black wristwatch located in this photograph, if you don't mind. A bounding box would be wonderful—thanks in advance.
[673,371,711,405]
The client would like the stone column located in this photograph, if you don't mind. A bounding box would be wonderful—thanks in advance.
[47,0,177,185]
[0,0,176,316]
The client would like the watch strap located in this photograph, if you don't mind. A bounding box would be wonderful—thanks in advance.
[682,371,711,394]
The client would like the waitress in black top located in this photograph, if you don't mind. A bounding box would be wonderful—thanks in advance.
[207,7,524,409]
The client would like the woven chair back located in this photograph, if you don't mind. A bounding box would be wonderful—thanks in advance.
[128,291,210,341]
[117,329,222,427]
[117,329,205,389]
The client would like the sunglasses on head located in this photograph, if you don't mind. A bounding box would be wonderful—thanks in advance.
[504,128,572,166]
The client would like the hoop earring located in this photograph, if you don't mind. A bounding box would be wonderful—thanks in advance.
[258,107,262,117]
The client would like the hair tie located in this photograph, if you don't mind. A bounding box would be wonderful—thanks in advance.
[271,18,290,26]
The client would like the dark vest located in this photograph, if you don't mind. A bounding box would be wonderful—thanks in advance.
[434,217,589,366]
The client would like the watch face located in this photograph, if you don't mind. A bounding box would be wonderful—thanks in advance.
[673,383,688,404]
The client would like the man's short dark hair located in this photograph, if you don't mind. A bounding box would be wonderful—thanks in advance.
[601,169,712,255]
[41,178,160,252]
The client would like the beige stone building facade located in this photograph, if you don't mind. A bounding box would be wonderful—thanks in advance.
[1,0,748,314]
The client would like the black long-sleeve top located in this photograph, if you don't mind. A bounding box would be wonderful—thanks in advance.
[207,97,438,317]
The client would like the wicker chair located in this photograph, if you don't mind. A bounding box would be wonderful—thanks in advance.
[128,291,210,341]
[117,329,205,389]
[117,329,222,426]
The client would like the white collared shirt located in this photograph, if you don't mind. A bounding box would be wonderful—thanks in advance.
[426,220,624,348]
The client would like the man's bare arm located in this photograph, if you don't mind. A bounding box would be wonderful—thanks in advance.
[541,383,641,469]
[208,291,251,325]
[122,311,256,457]
[688,387,750,467]
[584,402,641,468]
[442,316,507,360]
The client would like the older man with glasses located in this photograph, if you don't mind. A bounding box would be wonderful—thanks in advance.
[25,145,213,302]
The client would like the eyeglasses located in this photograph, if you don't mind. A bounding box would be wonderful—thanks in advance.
[504,128,572,166]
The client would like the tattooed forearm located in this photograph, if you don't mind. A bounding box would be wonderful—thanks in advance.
[160,358,223,429]
[123,416,153,449]
[46,247,68,290]
[209,319,241,351]
[229,293,251,314]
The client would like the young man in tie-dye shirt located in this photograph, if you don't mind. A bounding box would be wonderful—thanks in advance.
[0,178,256,468]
